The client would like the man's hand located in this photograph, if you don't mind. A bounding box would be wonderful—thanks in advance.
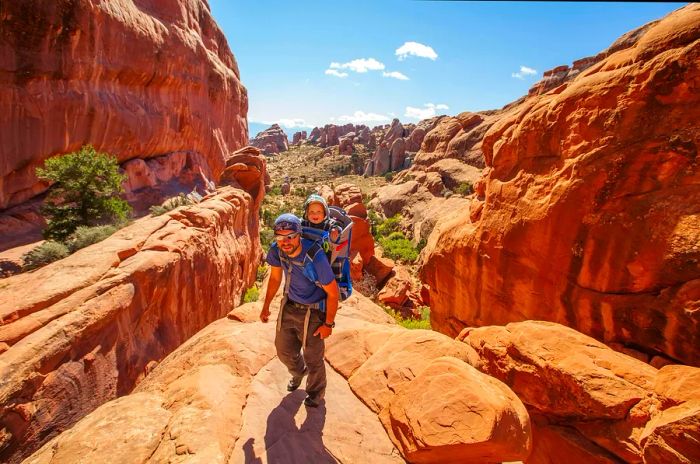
[260,305,271,323]
[313,325,333,339]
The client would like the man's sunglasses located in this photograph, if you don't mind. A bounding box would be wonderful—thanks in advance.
[274,232,300,242]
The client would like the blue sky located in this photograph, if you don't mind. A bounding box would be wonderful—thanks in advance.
[209,1,686,135]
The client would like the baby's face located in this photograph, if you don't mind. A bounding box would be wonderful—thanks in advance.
[307,203,326,224]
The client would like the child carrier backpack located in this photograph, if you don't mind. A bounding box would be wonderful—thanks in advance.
[300,205,354,301]
[271,206,354,307]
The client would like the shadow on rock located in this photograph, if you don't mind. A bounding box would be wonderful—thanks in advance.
[263,391,337,463]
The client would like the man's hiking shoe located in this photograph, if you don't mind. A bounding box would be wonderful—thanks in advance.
[287,368,307,392]
[304,395,320,408]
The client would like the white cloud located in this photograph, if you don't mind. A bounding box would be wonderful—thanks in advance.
[336,111,391,124]
[395,41,438,61]
[330,58,385,73]
[404,103,449,120]
[325,69,348,78]
[254,118,309,129]
[511,65,537,79]
[382,71,409,80]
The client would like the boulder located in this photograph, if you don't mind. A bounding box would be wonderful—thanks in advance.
[365,253,395,287]
[377,265,412,310]
[381,357,531,464]
[461,321,657,419]
[335,183,363,207]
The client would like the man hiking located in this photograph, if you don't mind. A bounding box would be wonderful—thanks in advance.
[259,213,339,408]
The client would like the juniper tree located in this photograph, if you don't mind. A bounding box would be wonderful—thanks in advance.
[37,145,131,241]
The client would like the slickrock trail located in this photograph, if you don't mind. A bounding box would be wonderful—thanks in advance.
[21,294,536,464]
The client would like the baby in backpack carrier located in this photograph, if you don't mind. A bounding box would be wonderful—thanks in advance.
[302,194,341,242]
[303,194,344,281]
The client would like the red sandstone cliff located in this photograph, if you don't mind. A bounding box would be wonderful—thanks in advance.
[0,0,248,211]
[0,150,266,463]
[420,5,700,366]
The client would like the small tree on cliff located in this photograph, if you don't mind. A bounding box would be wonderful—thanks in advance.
[37,145,131,241]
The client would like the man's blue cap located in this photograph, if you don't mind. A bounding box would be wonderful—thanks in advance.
[273,213,302,233]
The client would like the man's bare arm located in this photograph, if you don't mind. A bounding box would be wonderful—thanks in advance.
[260,265,283,322]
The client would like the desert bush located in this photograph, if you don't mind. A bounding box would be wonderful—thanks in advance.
[397,306,432,330]
[269,185,282,196]
[243,286,259,303]
[37,145,131,241]
[149,193,193,216]
[383,171,394,182]
[455,181,474,196]
[22,241,70,271]
[373,213,402,239]
[379,234,419,263]
[256,264,268,283]
[353,270,378,298]
[65,225,117,252]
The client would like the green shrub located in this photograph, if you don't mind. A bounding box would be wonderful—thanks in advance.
[383,171,394,181]
[65,225,117,252]
[455,181,474,196]
[383,305,432,330]
[416,238,428,253]
[379,234,419,263]
[256,264,268,283]
[243,286,259,303]
[37,145,131,241]
[398,307,432,330]
[22,241,70,270]
[374,213,402,239]
[269,185,282,196]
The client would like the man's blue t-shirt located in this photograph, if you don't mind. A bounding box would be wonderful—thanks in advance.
[266,238,335,304]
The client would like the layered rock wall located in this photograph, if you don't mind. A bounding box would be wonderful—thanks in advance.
[0,0,248,210]
[0,151,265,462]
[421,5,700,365]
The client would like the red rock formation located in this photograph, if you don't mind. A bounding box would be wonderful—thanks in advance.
[292,130,307,144]
[381,118,407,147]
[0,0,248,211]
[0,153,265,463]
[422,5,700,365]
[308,123,367,148]
[338,132,355,155]
[460,320,700,463]
[249,124,289,154]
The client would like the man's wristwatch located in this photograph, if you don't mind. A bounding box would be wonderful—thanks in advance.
[323,321,335,329]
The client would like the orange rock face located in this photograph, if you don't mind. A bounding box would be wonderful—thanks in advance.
[460,320,700,463]
[0,0,248,210]
[422,5,700,365]
[0,154,264,462]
